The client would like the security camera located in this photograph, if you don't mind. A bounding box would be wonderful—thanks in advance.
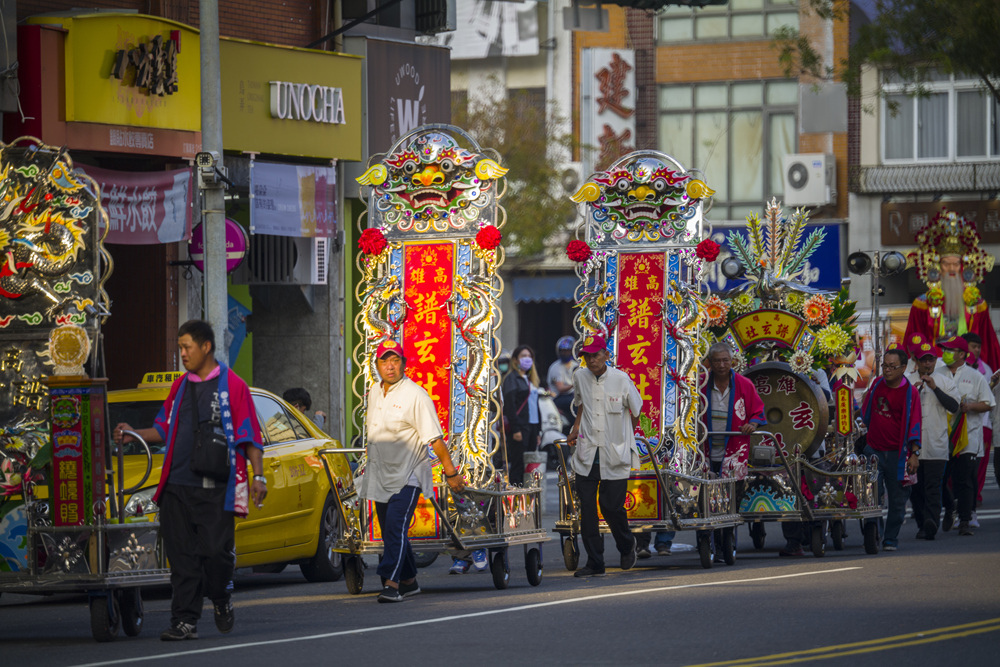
[194,151,225,189]
[195,151,220,170]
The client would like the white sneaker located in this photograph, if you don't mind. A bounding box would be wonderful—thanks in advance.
[969,512,980,528]
[472,549,489,572]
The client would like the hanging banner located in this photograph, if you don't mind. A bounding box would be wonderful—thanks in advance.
[250,161,337,238]
[402,242,454,435]
[581,48,636,175]
[616,252,665,435]
[77,165,193,245]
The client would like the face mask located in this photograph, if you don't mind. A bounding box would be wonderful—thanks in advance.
[942,350,956,365]
[519,357,534,371]
[498,362,509,374]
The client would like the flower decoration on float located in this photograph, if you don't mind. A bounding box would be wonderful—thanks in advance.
[695,238,720,262]
[789,350,814,374]
[803,294,832,327]
[784,290,806,314]
[731,292,756,315]
[816,323,851,356]
[475,224,502,251]
[566,239,593,263]
[705,295,729,328]
[358,228,388,256]
[731,348,748,374]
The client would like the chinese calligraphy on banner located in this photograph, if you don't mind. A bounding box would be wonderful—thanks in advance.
[616,252,665,435]
[581,48,636,174]
[403,243,454,434]
[729,309,807,350]
[49,383,106,526]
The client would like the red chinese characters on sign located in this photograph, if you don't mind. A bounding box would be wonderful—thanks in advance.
[617,253,664,432]
[753,375,772,396]
[789,401,816,431]
[835,384,853,435]
[596,53,634,119]
[777,375,797,395]
[52,432,84,527]
[403,243,454,434]
[598,125,634,172]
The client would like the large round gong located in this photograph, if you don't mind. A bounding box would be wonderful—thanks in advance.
[743,361,829,457]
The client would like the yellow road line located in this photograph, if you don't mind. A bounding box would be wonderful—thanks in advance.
[684,617,1000,667]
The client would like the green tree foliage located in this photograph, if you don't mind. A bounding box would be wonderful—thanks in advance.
[773,0,1000,106]
[452,87,577,258]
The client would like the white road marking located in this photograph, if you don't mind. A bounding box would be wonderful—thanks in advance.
[74,566,862,666]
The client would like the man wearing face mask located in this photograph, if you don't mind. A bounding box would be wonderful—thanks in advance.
[938,336,994,537]
[547,336,579,425]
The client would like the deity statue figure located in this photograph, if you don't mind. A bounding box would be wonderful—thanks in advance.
[904,210,999,370]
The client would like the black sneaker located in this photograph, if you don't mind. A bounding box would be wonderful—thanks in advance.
[942,512,955,532]
[377,585,405,602]
[573,566,606,578]
[923,518,937,540]
[399,579,421,598]
[160,621,198,641]
[213,599,234,633]
[620,539,637,571]
[636,547,652,559]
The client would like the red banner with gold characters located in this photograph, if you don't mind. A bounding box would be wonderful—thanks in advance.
[402,242,454,434]
[616,252,664,433]
[49,380,107,527]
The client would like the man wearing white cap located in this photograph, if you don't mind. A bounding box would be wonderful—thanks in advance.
[567,334,643,578]
[360,340,465,602]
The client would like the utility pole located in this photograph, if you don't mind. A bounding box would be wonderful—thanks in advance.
[199,0,229,363]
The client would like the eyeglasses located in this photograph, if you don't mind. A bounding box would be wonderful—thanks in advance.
[881,364,903,371]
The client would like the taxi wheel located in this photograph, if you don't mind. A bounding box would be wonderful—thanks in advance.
[90,594,121,642]
[344,555,364,595]
[302,496,344,583]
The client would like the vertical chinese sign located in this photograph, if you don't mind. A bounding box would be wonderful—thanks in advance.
[49,381,106,526]
[402,242,454,435]
[581,48,636,175]
[616,253,665,438]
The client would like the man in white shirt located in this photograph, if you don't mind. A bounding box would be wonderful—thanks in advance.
[904,341,959,540]
[360,340,465,602]
[567,334,643,578]
[939,336,995,536]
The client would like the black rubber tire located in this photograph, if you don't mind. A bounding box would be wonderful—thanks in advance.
[863,521,880,555]
[722,527,737,565]
[301,496,344,583]
[831,520,846,551]
[90,595,120,643]
[414,552,439,568]
[562,536,580,571]
[118,588,143,637]
[490,550,510,590]
[697,531,713,569]
[749,522,766,550]
[344,555,365,595]
[525,548,543,586]
[811,522,827,557]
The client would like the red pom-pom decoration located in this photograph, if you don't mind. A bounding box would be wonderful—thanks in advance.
[358,228,387,256]
[695,238,720,262]
[475,225,502,251]
[566,240,592,263]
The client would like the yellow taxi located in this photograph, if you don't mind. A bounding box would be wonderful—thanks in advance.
[108,372,354,582]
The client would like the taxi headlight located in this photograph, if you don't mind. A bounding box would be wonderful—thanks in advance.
[125,487,159,517]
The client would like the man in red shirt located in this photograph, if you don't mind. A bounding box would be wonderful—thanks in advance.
[860,348,922,551]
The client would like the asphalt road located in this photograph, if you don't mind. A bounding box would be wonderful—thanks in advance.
[3,468,998,667]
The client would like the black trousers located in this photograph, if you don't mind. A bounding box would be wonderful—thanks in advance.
[951,453,979,522]
[505,424,539,486]
[159,484,235,626]
[910,459,947,529]
[575,461,633,570]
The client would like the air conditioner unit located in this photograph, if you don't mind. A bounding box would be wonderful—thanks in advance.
[232,235,329,286]
[782,153,836,207]
[559,162,584,195]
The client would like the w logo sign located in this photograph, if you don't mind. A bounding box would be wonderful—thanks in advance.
[396,86,425,135]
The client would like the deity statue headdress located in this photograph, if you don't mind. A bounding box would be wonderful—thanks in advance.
[907,209,994,285]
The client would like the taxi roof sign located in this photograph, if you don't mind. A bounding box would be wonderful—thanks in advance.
[140,371,183,387]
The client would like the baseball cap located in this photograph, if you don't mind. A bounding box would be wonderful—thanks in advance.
[911,342,941,359]
[376,339,405,360]
[580,334,607,355]
[939,336,969,354]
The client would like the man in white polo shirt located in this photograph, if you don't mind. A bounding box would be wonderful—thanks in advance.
[567,334,643,578]
[904,339,959,540]
[359,340,465,602]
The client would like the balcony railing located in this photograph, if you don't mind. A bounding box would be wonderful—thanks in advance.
[849,162,1000,194]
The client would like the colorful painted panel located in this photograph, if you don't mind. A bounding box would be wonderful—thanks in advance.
[366,495,440,541]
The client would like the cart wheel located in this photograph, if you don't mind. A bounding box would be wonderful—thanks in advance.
[90,594,121,643]
[118,588,143,637]
[697,531,714,569]
[562,536,580,571]
[749,522,766,550]
[722,527,737,566]
[302,496,344,582]
[490,550,510,590]
[810,522,827,557]
[863,521,880,555]
[525,547,543,587]
[830,520,845,551]
[344,555,365,594]
[414,551,438,568]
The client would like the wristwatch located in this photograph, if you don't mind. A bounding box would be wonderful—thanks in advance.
[253,475,267,484]
[909,449,920,457]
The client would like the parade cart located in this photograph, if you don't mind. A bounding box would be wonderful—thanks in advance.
[0,138,170,641]
[329,124,548,593]
[709,200,883,556]
[552,150,743,570]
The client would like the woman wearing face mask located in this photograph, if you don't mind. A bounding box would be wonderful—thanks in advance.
[501,345,541,485]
